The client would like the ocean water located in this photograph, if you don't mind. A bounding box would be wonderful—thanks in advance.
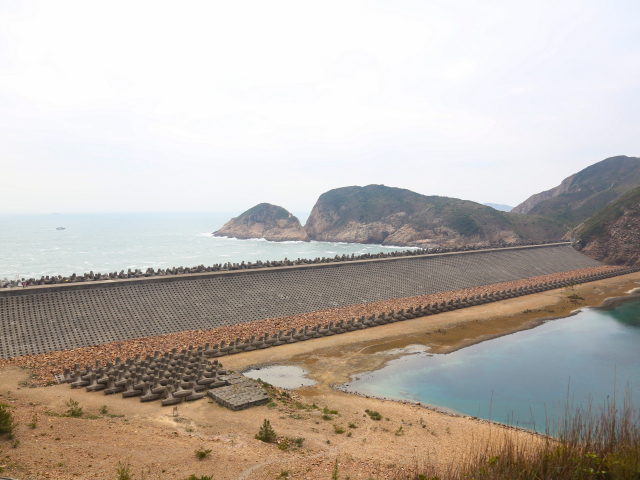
[344,299,640,431]
[0,213,409,280]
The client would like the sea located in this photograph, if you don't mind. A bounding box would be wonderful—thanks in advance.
[0,212,410,280]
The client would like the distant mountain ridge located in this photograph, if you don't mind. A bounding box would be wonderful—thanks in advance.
[512,156,640,227]
[483,203,513,212]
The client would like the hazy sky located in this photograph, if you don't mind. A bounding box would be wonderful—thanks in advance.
[1,1,638,215]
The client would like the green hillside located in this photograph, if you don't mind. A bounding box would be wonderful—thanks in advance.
[305,185,566,244]
[515,156,640,227]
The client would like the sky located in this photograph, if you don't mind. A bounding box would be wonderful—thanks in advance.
[1,1,639,215]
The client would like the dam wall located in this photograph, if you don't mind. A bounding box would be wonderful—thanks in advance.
[0,243,601,359]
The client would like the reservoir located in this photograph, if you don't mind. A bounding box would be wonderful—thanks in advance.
[344,298,640,431]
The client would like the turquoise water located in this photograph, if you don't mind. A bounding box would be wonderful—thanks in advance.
[0,213,409,279]
[344,300,640,430]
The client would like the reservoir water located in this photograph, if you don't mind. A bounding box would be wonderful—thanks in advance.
[344,299,640,431]
[0,212,408,279]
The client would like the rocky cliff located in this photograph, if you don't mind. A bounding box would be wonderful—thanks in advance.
[214,203,309,242]
[304,185,559,246]
[566,186,640,265]
[511,156,640,228]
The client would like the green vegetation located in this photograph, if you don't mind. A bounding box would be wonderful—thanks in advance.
[365,409,382,421]
[0,403,18,438]
[184,476,213,480]
[277,437,304,451]
[334,425,346,434]
[255,418,277,443]
[518,156,640,228]
[194,446,212,460]
[348,423,358,429]
[233,203,301,227]
[576,184,640,243]
[332,458,340,480]
[65,398,83,417]
[311,184,568,242]
[27,412,37,429]
[100,405,108,414]
[115,459,134,480]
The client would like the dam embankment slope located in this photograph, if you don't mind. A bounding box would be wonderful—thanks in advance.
[0,243,600,358]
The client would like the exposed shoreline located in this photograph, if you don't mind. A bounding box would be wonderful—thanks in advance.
[332,286,640,421]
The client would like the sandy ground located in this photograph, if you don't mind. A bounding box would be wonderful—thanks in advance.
[0,272,638,480]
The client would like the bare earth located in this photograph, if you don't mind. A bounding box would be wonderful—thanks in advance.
[0,272,639,480]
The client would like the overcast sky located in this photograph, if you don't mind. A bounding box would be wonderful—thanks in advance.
[1,1,638,215]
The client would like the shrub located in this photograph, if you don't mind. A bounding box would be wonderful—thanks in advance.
[333,425,345,434]
[365,409,382,421]
[194,446,212,460]
[28,413,38,429]
[65,398,83,417]
[115,459,133,480]
[100,405,108,414]
[277,438,290,451]
[255,419,277,443]
[348,423,357,429]
[184,476,213,480]
[0,403,18,438]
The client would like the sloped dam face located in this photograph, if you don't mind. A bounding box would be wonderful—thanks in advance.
[0,244,600,358]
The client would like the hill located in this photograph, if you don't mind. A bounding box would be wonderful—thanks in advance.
[566,185,640,265]
[304,185,564,246]
[214,203,310,242]
[511,155,640,228]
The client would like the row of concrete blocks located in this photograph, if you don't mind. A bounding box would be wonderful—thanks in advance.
[1,239,560,288]
[55,265,638,395]
[57,346,267,410]
[196,266,639,357]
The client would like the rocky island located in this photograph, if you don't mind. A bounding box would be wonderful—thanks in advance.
[213,203,309,242]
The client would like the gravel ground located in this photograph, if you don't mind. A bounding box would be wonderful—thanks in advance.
[0,265,619,386]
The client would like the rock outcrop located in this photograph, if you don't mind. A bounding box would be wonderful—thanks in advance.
[511,156,640,228]
[304,185,553,246]
[566,185,640,265]
[214,203,309,242]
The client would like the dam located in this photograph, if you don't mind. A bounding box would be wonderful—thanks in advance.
[0,243,601,359]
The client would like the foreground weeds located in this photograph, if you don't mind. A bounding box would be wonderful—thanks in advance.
[396,393,640,480]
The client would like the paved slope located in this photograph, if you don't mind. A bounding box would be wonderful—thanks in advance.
[0,244,600,358]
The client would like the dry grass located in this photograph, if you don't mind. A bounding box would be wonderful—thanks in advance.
[396,392,640,480]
